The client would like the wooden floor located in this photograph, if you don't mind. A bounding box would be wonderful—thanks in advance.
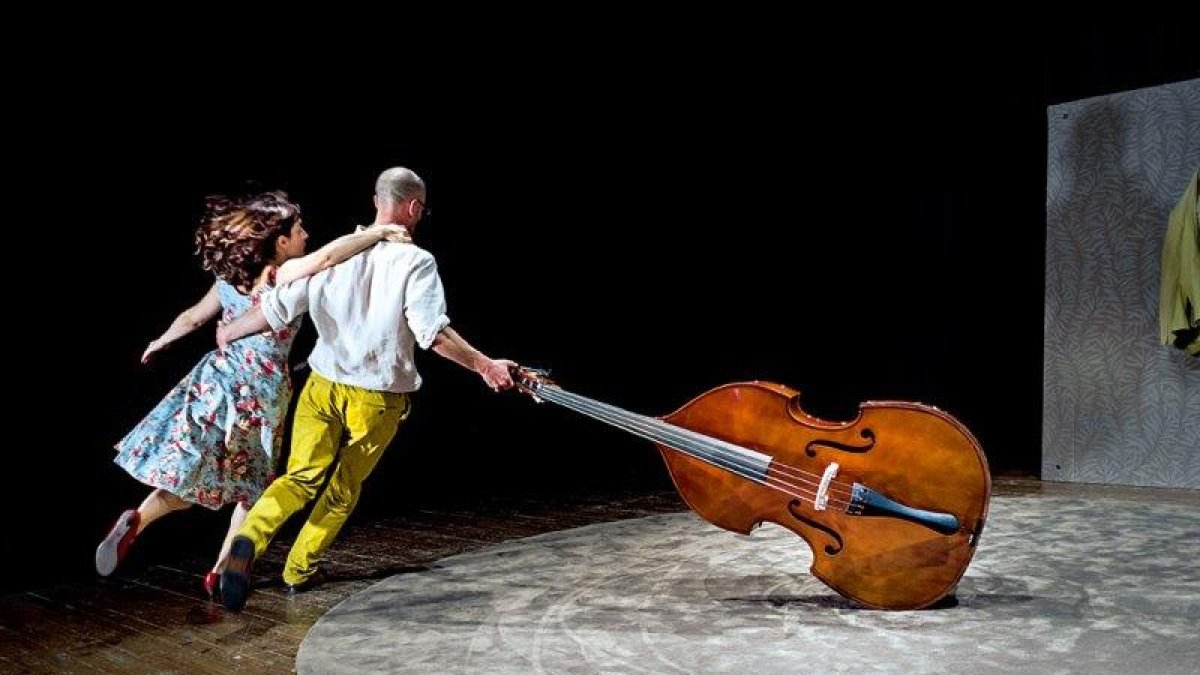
[0,489,688,674]
[2,476,1196,673]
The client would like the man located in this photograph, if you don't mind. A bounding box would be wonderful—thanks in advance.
[216,167,515,611]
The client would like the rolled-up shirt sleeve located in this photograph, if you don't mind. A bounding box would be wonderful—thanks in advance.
[405,255,451,349]
[261,277,312,331]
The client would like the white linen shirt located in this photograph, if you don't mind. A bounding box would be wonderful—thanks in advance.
[260,231,450,393]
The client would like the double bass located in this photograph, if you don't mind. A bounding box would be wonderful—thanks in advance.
[513,368,990,610]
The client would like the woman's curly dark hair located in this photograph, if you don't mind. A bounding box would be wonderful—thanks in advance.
[194,190,302,293]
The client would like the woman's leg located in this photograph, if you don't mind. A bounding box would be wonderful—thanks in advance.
[135,489,192,534]
[212,502,250,574]
[98,489,191,575]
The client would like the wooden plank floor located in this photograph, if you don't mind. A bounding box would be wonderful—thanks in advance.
[3,476,1195,673]
[0,489,687,674]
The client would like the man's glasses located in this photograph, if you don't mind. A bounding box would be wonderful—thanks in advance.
[415,198,432,220]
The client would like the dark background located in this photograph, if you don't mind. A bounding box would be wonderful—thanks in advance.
[8,24,1197,592]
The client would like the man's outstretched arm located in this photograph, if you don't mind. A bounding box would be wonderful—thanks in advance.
[431,326,515,391]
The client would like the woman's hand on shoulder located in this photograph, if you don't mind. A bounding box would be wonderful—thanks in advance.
[378,225,412,244]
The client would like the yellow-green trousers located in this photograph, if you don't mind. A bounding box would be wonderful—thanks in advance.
[237,371,410,585]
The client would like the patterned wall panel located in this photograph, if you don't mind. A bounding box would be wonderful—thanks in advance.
[1043,78,1200,488]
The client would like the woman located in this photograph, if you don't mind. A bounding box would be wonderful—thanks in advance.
[96,190,408,596]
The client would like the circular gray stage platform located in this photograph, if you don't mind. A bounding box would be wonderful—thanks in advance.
[299,496,1199,674]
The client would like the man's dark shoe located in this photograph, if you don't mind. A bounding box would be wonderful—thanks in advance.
[287,568,329,596]
[220,536,255,612]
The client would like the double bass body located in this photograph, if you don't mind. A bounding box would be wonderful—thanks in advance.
[657,381,990,610]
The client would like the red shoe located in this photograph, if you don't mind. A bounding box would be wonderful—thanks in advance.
[96,509,141,576]
[204,572,219,599]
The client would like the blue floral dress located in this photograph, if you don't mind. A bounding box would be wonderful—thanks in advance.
[114,278,301,509]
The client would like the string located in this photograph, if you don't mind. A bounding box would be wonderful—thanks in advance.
[541,386,854,510]
[540,386,855,497]
[534,385,855,510]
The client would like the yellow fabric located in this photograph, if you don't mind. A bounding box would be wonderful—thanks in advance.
[237,371,410,585]
[1159,170,1200,355]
